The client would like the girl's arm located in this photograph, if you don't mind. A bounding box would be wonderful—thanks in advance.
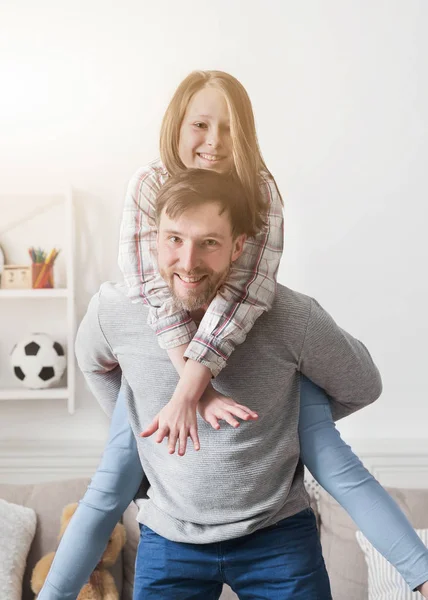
[299,375,428,595]
[118,161,197,349]
[183,173,284,376]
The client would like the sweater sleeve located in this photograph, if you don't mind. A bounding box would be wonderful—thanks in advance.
[75,290,123,417]
[118,162,197,349]
[298,298,383,421]
[184,173,284,376]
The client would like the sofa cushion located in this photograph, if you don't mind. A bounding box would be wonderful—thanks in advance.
[0,478,123,600]
[0,499,37,600]
[318,486,428,600]
[356,529,428,599]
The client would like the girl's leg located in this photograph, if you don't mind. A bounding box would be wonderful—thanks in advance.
[38,387,143,600]
[299,375,428,592]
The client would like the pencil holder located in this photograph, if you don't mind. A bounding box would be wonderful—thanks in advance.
[32,262,54,289]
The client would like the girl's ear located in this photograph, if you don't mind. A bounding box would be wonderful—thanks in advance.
[231,234,246,263]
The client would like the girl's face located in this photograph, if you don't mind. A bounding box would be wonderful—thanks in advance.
[178,87,234,174]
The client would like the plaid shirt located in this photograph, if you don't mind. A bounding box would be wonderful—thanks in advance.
[118,158,284,376]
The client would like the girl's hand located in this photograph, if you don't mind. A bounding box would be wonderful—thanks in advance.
[140,398,200,456]
[198,385,259,430]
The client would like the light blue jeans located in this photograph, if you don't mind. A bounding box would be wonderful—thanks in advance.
[37,377,428,599]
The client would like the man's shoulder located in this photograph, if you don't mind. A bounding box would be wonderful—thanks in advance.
[98,280,128,301]
[96,282,149,317]
[273,283,313,315]
[254,284,313,343]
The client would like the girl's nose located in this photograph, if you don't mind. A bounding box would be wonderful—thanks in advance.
[207,128,220,148]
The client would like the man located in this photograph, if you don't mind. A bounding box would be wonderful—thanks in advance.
[75,169,382,598]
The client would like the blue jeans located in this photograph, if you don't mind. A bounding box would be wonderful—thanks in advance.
[37,378,428,599]
[134,508,331,600]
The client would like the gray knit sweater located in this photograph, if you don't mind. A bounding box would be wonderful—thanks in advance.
[75,282,382,544]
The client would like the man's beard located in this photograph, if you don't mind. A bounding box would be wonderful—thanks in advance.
[160,263,232,311]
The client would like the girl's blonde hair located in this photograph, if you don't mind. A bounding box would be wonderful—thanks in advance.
[160,70,282,235]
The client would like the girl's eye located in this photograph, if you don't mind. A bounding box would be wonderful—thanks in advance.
[194,122,207,129]
[169,236,181,244]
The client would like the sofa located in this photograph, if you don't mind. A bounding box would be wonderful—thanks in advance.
[1,476,427,599]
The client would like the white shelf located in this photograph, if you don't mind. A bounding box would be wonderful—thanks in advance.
[0,387,69,400]
[0,288,70,299]
[0,190,76,413]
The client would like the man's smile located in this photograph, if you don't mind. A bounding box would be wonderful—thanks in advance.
[174,273,208,289]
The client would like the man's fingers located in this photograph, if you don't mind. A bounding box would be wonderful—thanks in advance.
[189,427,201,451]
[140,417,159,438]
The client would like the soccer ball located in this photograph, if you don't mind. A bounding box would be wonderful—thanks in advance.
[10,333,67,389]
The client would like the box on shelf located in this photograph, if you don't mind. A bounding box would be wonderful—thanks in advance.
[1,265,32,290]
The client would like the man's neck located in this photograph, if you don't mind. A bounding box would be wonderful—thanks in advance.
[189,307,207,326]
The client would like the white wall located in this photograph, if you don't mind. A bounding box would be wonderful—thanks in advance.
[1,0,427,445]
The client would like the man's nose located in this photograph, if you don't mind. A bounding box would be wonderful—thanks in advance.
[180,244,200,272]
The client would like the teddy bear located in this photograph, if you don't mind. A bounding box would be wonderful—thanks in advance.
[31,502,126,600]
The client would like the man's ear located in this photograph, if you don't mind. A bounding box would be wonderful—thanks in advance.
[231,234,246,263]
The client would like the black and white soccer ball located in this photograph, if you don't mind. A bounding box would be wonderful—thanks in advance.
[10,333,66,389]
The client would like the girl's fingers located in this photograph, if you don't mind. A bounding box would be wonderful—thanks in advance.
[168,430,178,454]
[140,417,159,438]
[189,427,201,451]
[206,415,221,430]
[155,425,169,444]
[222,405,259,421]
[227,406,253,421]
[178,430,188,456]
[221,412,240,428]
[233,404,259,419]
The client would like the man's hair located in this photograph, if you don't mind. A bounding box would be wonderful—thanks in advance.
[155,169,257,238]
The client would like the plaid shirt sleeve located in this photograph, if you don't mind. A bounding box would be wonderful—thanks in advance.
[118,160,197,348]
[184,172,284,376]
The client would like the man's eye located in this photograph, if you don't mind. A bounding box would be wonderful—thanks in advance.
[205,240,217,247]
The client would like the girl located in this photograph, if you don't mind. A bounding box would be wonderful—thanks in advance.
[38,70,428,599]
[120,71,283,455]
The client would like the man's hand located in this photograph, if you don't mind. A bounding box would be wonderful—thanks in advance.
[198,385,259,430]
[140,398,200,456]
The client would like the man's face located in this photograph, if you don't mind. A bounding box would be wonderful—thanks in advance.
[157,202,245,312]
